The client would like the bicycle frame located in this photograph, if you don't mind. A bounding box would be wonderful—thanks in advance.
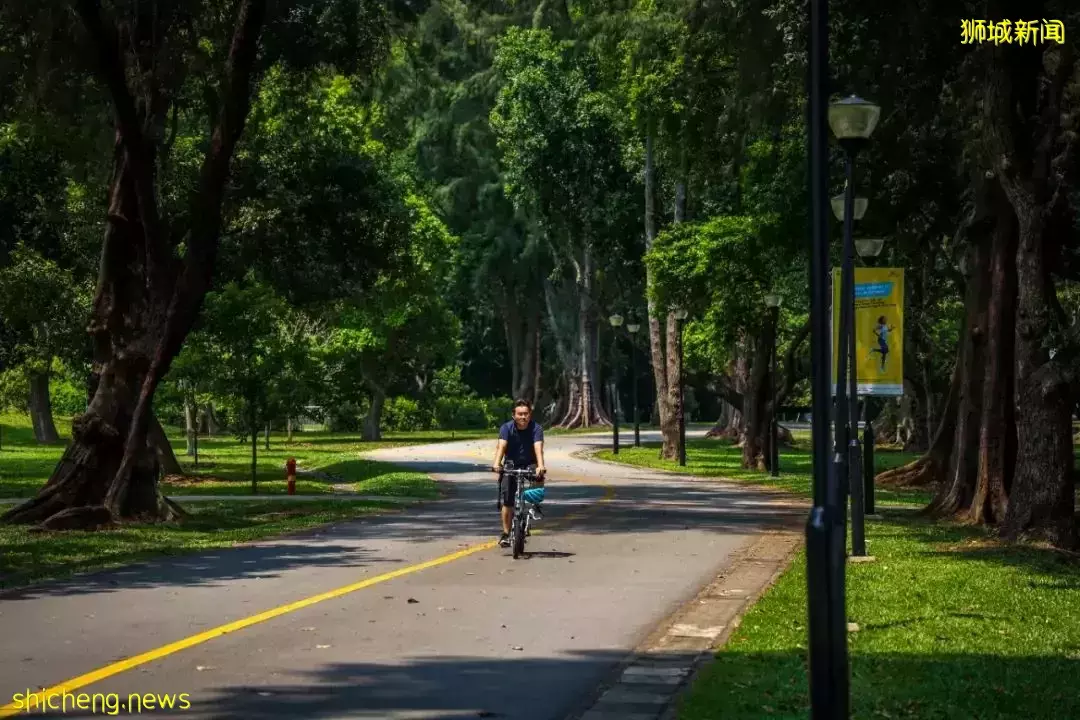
[500,461,540,558]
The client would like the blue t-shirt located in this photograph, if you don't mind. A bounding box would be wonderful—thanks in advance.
[499,420,544,467]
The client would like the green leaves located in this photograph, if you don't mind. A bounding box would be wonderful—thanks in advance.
[0,243,91,369]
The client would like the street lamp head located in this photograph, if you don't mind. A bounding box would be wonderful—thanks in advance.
[830,193,869,221]
[828,95,881,141]
[673,308,688,321]
[626,322,640,333]
[609,313,624,328]
[855,237,885,258]
[764,293,782,308]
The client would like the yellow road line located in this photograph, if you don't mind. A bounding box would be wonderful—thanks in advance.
[0,540,496,718]
[1,476,616,717]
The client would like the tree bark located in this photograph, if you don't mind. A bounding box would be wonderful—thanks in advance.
[287,417,294,442]
[644,131,676,457]
[992,39,1077,548]
[363,387,386,441]
[741,328,771,470]
[148,414,183,476]
[1,0,267,529]
[559,245,608,428]
[184,391,197,455]
[29,366,61,444]
[971,184,1017,525]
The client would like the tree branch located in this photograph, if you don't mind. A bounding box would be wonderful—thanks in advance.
[713,374,743,412]
[74,0,166,283]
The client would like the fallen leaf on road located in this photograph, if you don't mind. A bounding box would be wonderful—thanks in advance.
[196,666,215,672]
[407,598,419,604]
[384,596,394,600]
[316,645,331,649]
[511,646,524,651]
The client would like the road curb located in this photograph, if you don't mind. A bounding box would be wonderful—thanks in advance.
[566,526,804,720]
[563,458,806,720]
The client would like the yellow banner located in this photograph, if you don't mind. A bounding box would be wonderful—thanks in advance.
[832,267,904,396]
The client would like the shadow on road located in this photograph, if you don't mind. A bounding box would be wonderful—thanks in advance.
[186,651,630,720]
[1,476,801,599]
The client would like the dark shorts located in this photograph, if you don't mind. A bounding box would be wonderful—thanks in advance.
[498,473,543,509]
[498,473,517,509]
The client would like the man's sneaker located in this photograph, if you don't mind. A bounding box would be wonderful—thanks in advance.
[529,504,544,521]
[499,533,510,547]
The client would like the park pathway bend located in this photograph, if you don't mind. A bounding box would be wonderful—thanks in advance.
[0,430,803,720]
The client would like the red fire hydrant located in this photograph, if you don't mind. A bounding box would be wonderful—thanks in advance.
[286,457,297,495]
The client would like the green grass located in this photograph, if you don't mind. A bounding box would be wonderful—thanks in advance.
[676,513,1080,720]
[595,436,929,506]
[0,499,392,590]
[595,435,1080,719]
[0,412,479,498]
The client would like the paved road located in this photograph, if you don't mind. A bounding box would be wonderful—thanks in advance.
[0,431,803,719]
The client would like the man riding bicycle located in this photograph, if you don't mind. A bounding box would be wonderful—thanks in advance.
[491,399,547,547]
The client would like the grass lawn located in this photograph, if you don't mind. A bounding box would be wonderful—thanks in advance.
[0,412,488,499]
[599,437,1080,720]
[596,436,929,506]
[0,499,394,590]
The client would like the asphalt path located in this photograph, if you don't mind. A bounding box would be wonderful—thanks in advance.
[0,430,803,719]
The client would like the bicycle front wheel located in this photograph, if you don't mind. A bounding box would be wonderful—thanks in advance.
[512,514,526,558]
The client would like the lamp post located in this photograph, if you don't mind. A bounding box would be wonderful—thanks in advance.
[609,313,624,455]
[855,237,884,516]
[674,307,688,466]
[626,321,641,447]
[806,3,851,716]
[764,293,782,477]
[830,94,880,562]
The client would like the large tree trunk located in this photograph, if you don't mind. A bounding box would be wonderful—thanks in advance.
[741,328,771,470]
[971,185,1017,525]
[993,37,1077,548]
[199,403,219,436]
[184,390,197,455]
[148,414,183,476]
[513,311,540,403]
[29,366,61,444]
[363,387,386,441]
[1,0,267,529]
[557,245,608,428]
[644,132,677,458]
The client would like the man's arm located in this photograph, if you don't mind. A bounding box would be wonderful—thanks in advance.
[533,440,546,480]
[492,439,508,473]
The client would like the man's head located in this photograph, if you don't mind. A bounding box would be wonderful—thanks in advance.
[512,399,532,428]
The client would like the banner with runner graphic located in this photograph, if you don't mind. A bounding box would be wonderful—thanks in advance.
[831,267,904,396]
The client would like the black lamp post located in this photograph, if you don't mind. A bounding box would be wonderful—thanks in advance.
[609,313,623,454]
[830,94,880,561]
[805,2,839,714]
[674,307,688,466]
[764,293,782,477]
[626,320,641,447]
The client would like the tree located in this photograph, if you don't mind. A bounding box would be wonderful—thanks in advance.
[2,0,422,529]
[0,245,92,443]
[491,26,636,428]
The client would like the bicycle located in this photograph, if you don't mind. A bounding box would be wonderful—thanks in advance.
[498,460,544,559]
